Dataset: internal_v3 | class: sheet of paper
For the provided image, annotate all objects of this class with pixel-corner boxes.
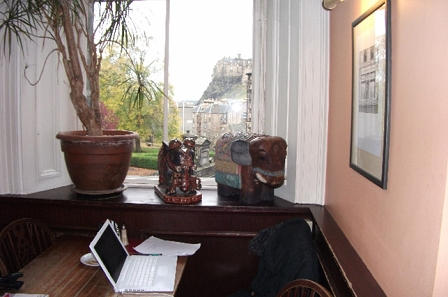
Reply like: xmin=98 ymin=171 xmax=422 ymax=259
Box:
xmin=134 ymin=236 xmax=201 ymax=256
xmin=2 ymin=293 xmax=49 ymax=297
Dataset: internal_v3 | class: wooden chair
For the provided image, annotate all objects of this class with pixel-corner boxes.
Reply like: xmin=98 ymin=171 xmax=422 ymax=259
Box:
xmin=0 ymin=218 xmax=56 ymax=273
xmin=0 ymin=258 xmax=7 ymax=277
xmin=275 ymin=279 xmax=333 ymax=297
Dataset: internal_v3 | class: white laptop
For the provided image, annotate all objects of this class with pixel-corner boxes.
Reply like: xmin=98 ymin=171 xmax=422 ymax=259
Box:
xmin=89 ymin=219 xmax=177 ymax=293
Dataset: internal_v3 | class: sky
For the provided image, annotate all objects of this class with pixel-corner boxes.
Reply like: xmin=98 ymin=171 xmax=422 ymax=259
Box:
xmin=131 ymin=0 xmax=253 ymax=102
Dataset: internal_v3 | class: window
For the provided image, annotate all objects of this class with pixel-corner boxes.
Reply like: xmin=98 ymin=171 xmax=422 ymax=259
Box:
xmin=95 ymin=0 xmax=254 ymax=187
xmin=1 ymin=0 xmax=328 ymax=205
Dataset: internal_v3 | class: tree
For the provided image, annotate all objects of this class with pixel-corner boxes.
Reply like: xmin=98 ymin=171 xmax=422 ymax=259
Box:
xmin=99 ymin=44 xmax=180 ymax=151
xmin=100 ymin=101 xmax=119 ymax=129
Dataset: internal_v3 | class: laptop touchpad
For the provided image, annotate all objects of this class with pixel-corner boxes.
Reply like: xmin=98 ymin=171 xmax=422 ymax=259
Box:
xmin=157 ymin=266 xmax=168 ymax=276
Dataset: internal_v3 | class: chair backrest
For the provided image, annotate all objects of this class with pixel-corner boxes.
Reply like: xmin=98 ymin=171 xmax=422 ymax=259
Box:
xmin=0 ymin=218 xmax=56 ymax=274
xmin=275 ymin=279 xmax=333 ymax=297
xmin=0 ymin=257 xmax=7 ymax=277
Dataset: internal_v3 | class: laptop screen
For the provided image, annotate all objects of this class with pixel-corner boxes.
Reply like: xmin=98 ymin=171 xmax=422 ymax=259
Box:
xmin=93 ymin=223 xmax=127 ymax=282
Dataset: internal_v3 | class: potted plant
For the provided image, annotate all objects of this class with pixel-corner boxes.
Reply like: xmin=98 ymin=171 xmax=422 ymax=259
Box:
xmin=0 ymin=0 xmax=143 ymax=195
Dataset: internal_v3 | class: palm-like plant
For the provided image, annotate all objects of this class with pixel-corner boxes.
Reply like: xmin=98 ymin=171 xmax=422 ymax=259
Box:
xmin=0 ymin=0 xmax=137 ymax=136
xmin=98 ymin=42 xmax=168 ymax=150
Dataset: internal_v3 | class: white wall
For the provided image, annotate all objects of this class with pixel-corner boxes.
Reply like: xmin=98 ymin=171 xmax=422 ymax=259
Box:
xmin=0 ymin=39 xmax=76 ymax=194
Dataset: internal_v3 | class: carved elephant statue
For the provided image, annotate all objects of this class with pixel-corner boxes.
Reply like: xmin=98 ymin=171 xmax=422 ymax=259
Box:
xmin=215 ymin=132 xmax=287 ymax=204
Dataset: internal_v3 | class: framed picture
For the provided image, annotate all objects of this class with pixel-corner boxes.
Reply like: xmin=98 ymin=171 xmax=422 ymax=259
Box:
xmin=350 ymin=0 xmax=391 ymax=189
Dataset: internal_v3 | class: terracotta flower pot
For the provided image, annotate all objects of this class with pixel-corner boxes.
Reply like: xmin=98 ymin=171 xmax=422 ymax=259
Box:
xmin=56 ymin=130 xmax=139 ymax=195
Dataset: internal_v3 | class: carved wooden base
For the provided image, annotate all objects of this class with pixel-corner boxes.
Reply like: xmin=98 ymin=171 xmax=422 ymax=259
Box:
xmin=154 ymin=185 xmax=202 ymax=204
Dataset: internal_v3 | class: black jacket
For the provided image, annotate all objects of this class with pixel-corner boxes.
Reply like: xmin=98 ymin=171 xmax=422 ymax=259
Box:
xmin=228 ymin=218 xmax=321 ymax=297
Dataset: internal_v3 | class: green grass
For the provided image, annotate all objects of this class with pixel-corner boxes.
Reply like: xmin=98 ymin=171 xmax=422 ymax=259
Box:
xmin=130 ymin=147 xmax=160 ymax=169
xmin=130 ymin=145 xmax=216 ymax=170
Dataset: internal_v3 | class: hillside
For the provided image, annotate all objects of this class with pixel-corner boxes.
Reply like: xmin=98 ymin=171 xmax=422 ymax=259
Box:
xmin=199 ymin=75 xmax=246 ymax=101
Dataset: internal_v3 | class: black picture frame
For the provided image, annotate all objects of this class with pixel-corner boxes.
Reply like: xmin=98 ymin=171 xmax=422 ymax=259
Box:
xmin=350 ymin=0 xmax=391 ymax=189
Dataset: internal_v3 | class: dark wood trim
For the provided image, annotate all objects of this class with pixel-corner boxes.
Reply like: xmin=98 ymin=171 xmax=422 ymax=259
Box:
xmin=141 ymin=230 xmax=259 ymax=238
xmin=310 ymin=206 xmax=386 ymax=297
xmin=0 ymin=186 xmax=385 ymax=297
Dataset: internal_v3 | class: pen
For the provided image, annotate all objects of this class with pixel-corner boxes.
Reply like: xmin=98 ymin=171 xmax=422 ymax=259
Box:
xmin=149 ymin=254 xmax=162 ymax=256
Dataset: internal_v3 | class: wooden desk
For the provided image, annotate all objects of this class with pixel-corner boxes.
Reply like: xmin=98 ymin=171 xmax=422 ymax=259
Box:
xmin=0 ymin=236 xmax=187 ymax=297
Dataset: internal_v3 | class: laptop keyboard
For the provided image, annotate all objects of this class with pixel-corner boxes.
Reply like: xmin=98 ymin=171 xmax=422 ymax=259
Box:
xmin=128 ymin=256 xmax=159 ymax=287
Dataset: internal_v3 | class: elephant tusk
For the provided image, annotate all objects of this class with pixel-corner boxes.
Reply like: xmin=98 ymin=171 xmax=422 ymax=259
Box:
xmin=256 ymin=172 xmax=268 ymax=184
xmin=253 ymin=167 xmax=285 ymax=177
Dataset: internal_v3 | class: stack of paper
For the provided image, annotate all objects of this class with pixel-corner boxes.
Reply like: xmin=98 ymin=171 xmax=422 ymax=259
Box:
xmin=134 ymin=236 xmax=201 ymax=256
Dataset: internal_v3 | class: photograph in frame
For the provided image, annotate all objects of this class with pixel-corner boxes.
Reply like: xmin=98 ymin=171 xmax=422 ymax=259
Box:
xmin=350 ymin=0 xmax=391 ymax=189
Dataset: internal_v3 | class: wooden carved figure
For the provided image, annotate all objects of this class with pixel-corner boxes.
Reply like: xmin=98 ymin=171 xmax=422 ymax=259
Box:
xmin=158 ymin=139 xmax=182 ymax=194
xmin=179 ymin=138 xmax=202 ymax=193
xmin=215 ymin=132 xmax=287 ymax=204
xmin=158 ymin=138 xmax=201 ymax=196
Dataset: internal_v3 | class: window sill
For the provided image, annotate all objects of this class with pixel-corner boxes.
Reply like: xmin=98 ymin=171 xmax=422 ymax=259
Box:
xmin=124 ymin=176 xmax=218 ymax=190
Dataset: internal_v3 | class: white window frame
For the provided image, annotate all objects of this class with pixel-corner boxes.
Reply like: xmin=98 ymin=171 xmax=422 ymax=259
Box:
xmin=260 ymin=0 xmax=330 ymax=205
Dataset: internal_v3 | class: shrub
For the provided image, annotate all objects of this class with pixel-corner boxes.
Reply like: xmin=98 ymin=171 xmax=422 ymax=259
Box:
xmin=131 ymin=147 xmax=160 ymax=169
